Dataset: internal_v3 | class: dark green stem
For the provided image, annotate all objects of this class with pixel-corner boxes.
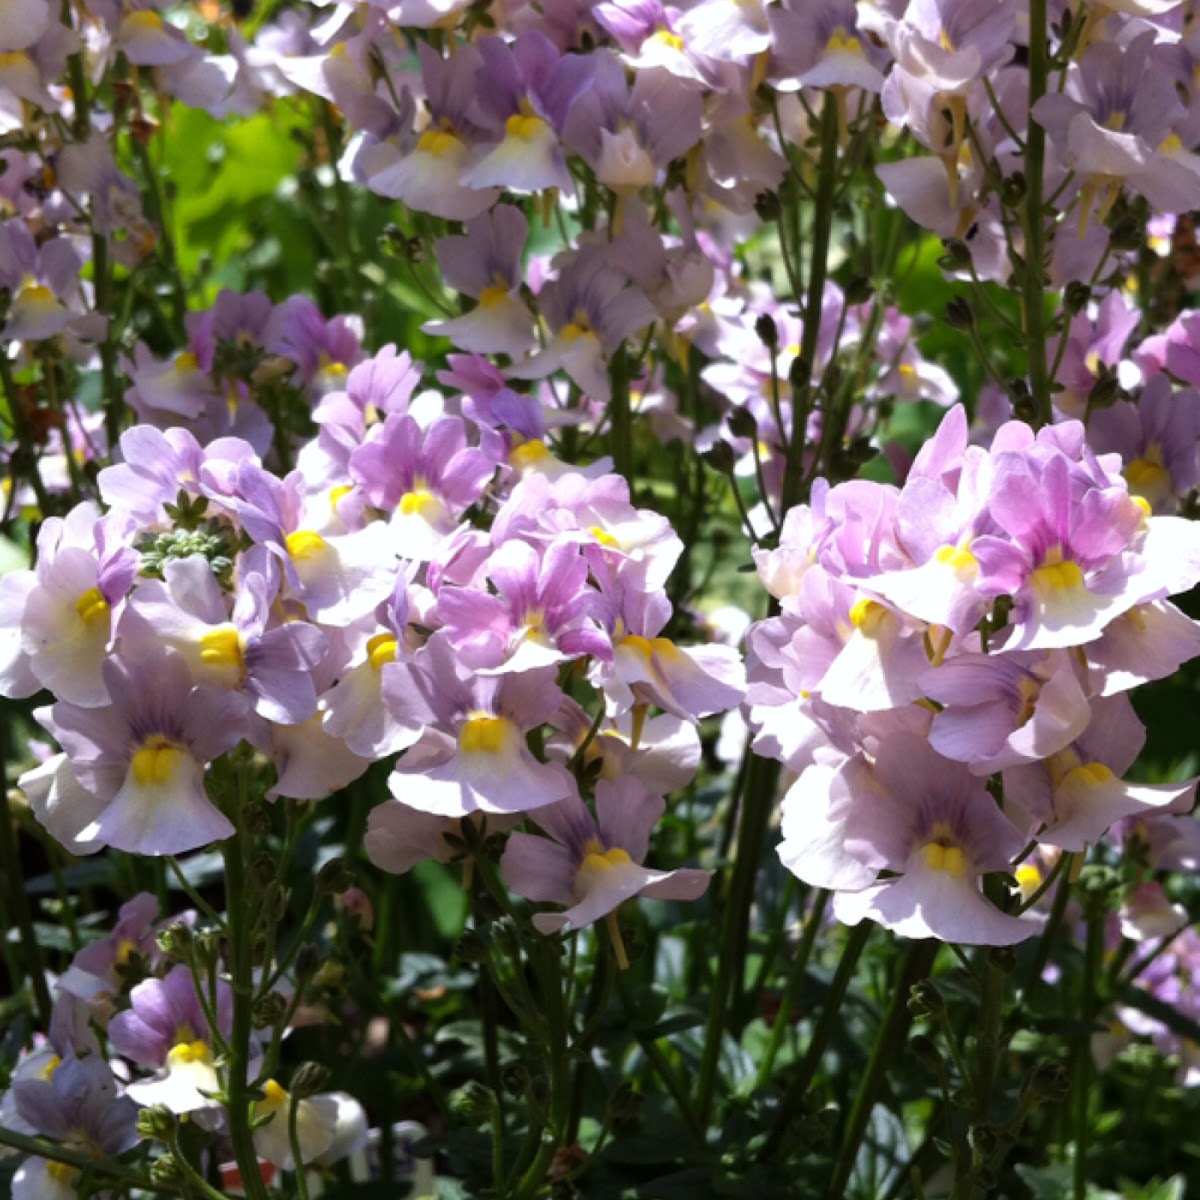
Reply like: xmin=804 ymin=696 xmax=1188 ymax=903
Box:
xmin=693 ymin=752 xmax=780 ymax=1126
xmin=1074 ymin=907 xmax=1103 ymax=1200
xmin=1023 ymin=0 xmax=1052 ymax=427
xmin=0 ymin=352 xmax=52 ymax=517
xmin=0 ymin=1125 xmax=173 ymax=1195
xmin=609 ymin=342 xmax=633 ymax=481
xmin=222 ymin=821 xmax=270 ymax=1200
xmin=754 ymin=888 xmax=829 ymax=1089
xmin=781 ymin=91 xmax=839 ymax=515
xmin=824 ymin=941 xmax=939 ymax=1200
xmin=0 ymin=715 xmax=52 ymax=1028
xmin=764 ymin=921 xmax=872 ymax=1156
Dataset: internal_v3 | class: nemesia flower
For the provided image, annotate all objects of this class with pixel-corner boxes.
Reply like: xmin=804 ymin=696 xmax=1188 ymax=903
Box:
xmin=422 ymin=206 xmax=537 ymax=355
xmin=1002 ymin=696 xmax=1197 ymax=852
xmin=9 ymin=1051 xmax=139 ymax=1199
xmin=108 ymin=964 xmax=234 ymax=1116
xmin=435 ymin=536 xmax=610 ymax=673
xmin=349 ymin=413 xmax=496 ymax=560
xmin=119 ymin=556 xmax=328 ymax=724
xmin=501 ymin=777 xmax=710 ymax=964
xmin=823 ymin=735 xmax=1037 ymax=945
xmin=253 ymin=1079 xmax=366 ymax=1171
xmin=383 ymin=632 xmax=575 ymax=817
xmin=36 ymin=649 xmax=244 ymax=855
xmin=0 ymin=501 xmax=138 ymax=707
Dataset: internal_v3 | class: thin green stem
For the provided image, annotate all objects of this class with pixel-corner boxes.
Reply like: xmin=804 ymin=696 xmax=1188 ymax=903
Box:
xmin=1023 ymin=0 xmax=1052 ymax=427
xmin=824 ymin=941 xmax=939 ymax=1200
xmin=609 ymin=342 xmax=633 ymax=481
xmin=0 ymin=1125 xmax=173 ymax=1194
xmin=693 ymin=752 xmax=780 ymax=1126
xmin=1074 ymin=907 xmax=1103 ymax=1200
xmin=781 ymin=91 xmax=839 ymax=515
xmin=0 ymin=352 xmax=52 ymax=516
xmin=288 ymin=1092 xmax=313 ymax=1200
xmin=763 ymin=921 xmax=872 ymax=1156
xmin=222 ymin=801 xmax=270 ymax=1200
xmin=754 ymin=889 xmax=829 ymax=1089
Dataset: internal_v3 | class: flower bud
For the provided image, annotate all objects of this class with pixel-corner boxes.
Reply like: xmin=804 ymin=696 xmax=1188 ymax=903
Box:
xmin=316 ymin=857 xmax=355 ymax=895
xmin=137 ymin=1105 xmax=178 ymax=1142
xmin=291 ymin=1061 xmax=332 ymax=1099
xmin=944 ymin=297 xmax=975 ymax=331
xmin=150 ymin=1154 xmax=185 ymax=1185
xmin=450 ymin=1081 xmax=496 ymax=1125
xmin=754 ymin=313 xmax=778 ymax=350
xmin=908 ymin=980 xmax=946 ymax=1020
xmin=156 ymin=921 xmax=194 ymax=959
xmin=727 ymin=405 xmax=758 ymax=440
xmin=253 ymin=990 xmax=289 ymax=1030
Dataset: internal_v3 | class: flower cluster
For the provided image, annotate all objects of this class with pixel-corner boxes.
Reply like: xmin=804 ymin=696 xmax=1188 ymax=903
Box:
xmin=746 ymin=404 xmax=1200 ymax=944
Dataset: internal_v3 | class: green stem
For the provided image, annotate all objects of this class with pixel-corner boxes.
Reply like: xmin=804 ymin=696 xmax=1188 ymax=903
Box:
xmin=222 ymin=819 xmax=270 ymax=1200
xmin=781 ymin=90 xmax=839 ymax=515
xmin=693 ymin=752 xmax=780 ymax=1126
xmin=609 ymin=342 xmax=633 ymax=481
xmin=1074 ymin=907 xmax=1103 ymax=1200
xmin=288 ymin=1092 xmax=312 ymax=1200
xmin=1023 ymin=0 xmax=1052 ymax=427
xmin=763 ymin=921 xmax=872 ymax=1157
xmin=0 ymin=352 xmax=53 ymax=517
xmin=824 ymin=941 xmax=939 ymax=1200
xmin=0 ymin=1125 xmax=174 ymax=1194
xmin=0 ymin=715 xmax=52 ymax=1028
xmin=754 ymin=889 xmax=829 ymax=1089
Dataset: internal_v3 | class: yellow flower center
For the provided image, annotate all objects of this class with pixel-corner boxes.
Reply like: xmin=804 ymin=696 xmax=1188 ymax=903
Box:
xmin=285 ymin=529 xmax=327 ymax=560
xmin=399 ymin=488 xmax=439 ymax=517
xmin=826 ymin=28 xmax=862 ymax=53
xmin=848 ymin=597 xmax=888 ymax=635
xmin=329 ymin=483 xmax=353 ymax=511
xmin=505 ymin=112 xmax=547 ymax=141
xmin=199 ymin=625 xmax=244 ymax=669
xmin=174 ymin=350 xmax=199 ymax=373
xmin=922 ymin=842 xmax=966 ymax=876
xmin=417 ymin=128 xmax=462 ymax=157
xmin=75 ymin=586 xmax=110 ymax=627
xmin=366 ymin=632 xmax=398 ymax=670
xmin=124 ymin=9 xmax=164 ymax=31
xmin=130 ymin=735 xmax=186 ymax=787
xmin=933 ymin=543 xmax=978 ymax=577
xmin=479 ymin=284 xmax=511 ymax=308
xmin=167 ymin=1039 xmax=213 ymax=1068
xmin=589 ymin=525 xmax=619 ymax=548
xmin=509 ymin=439 xmax=551 ymax=469
xmin=47 ymin=1161 xmax=80 ymax=1185
xmin=621 ymin=634 xmax=677 ymax=659
xmin=577 ymin=838 xmax=633 ymax=891
xmin=459 ymin=714 xmax=511 ymax=754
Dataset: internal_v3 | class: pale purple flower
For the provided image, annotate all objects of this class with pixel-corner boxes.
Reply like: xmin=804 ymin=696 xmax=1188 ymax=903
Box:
xmin=383 ymin=632 xmax=575 ymax=817
xmin=36 ymin=649 xmax=244 ymax=855
xmin=501 ymin=778 xmax=709 ymax=952
xmin=435 ymin=537 xmax=610 ymax=673
xmin=118 ymin=555 xmax=329 ymax=724
xmin=109 ymin=964 xmax=235 ymax=1115
xmin=10 ymin=1051 xmax=139 ymax=1196
xmin=823 ymin=735 xmax=1036 ymax=945
xmin=349 ymin=413 xmax=497 ymax=560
